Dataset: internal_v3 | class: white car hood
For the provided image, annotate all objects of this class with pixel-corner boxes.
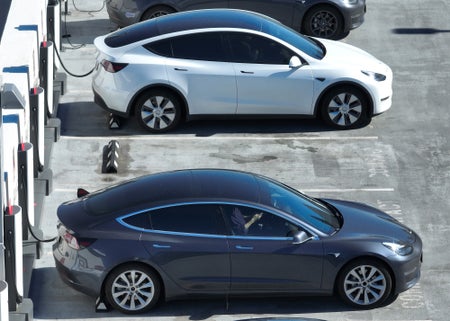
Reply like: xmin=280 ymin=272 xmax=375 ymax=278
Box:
xmin=318 ymin=38 xmax=388 ymax=72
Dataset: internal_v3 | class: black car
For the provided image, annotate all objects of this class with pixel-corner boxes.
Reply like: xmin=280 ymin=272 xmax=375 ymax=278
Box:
xmin=106 ymin=0 xmax=366 ymax=40
xmin=53 ymin=169 xmax=422 ymax=314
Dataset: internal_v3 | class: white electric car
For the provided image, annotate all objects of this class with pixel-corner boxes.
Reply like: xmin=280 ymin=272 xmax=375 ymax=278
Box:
xmin=92 ymin=9 xmax=392 ymax=133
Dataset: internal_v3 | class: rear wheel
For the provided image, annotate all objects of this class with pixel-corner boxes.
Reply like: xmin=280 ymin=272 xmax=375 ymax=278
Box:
xmin=337 ymin=259 xmax=393 ymax=309
xmin=104 ymin=264 xmax=161 ymax=314
xmin=320 ymin=86 xmax=370 ymax=129
xmin=135 ymin=89 xmax=182 ymax=133
xmin=303 ymin=6 xmax=344 ymax=39
xmin=141 ymin=6 xmax=175 ymax=21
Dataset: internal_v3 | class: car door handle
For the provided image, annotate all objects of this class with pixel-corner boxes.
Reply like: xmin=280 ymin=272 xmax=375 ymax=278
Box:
xmin=235 ymin=245 xmax=253 ymax=250
xmin=153 ymin=244 xmax=171 ymax=249
xmin=240 ymin=70 xmax=254 ymax=74
xmin=174 ymin=67 xmax=188 ymax=71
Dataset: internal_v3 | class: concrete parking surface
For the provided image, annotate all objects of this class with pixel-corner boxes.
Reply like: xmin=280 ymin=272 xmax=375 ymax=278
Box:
xmin=29 ymin=1 xmax=449 ymax=321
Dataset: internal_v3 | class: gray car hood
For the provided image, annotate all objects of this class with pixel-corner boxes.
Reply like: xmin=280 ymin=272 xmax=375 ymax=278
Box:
xmin=322 ymin=199 xmax=416 ymax=244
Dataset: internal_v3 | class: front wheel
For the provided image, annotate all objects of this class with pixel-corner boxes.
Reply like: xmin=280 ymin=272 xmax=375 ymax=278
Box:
xmin=135 ymin=89 xmax=182 ymax=133
xmin=104 ymin=264 xmax=161 ymax=314
xmin=320 ymin=86 xmax=370 ymax=129
xmin=337 ymin=259 xmax=393 ymax=309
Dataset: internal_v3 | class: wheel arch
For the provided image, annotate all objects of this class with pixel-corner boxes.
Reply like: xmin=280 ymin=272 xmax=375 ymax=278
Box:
xmin=333 ymin=255 xmax=396 ymax=295
xmin=314 ymin=81 xmax=374 ymax=118
xmin=140 ymin=5 xmax=177 ymax=22
xmin=127 ymin=84 xmax=189 ymax=121
xmin=100 ymin=260 xmax=166 ymax=303
xmin=301 ymin=3 xmax=345 ymax=35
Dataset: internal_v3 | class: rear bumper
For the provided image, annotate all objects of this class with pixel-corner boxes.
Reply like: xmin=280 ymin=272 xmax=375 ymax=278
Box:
xmin=93 ymin=87 xmax=129 ymax=118
xmin=106 ymin=3 xmax=140 ymax=27
xmin=53 ymin=241 xmax=103 ymax=297
xmin=335 ymin=0 xmax=366 ymax=32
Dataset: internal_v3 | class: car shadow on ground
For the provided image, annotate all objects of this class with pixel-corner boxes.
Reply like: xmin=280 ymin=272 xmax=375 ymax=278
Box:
xmin=57 ymin=101 xmax=338 ymax=137
xmin=30 ymin=267 xmax=355 ymax=320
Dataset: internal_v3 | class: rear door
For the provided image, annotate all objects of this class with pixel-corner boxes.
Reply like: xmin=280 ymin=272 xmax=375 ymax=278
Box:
xmin=137 ymin=204 xmax=231 ymax=292
xmin=162 ymin=32 xmax=237 ymax=115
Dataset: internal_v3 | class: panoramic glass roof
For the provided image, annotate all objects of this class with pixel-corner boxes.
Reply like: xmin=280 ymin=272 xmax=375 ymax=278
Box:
xmin=105 ymin=9 xmax=271 ymax=48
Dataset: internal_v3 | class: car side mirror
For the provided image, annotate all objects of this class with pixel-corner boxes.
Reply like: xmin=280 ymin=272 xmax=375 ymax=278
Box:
xmin=289 ymin=56 xmax=302 ymax=68
xmin=292 ymin=230 xmax=314 ymax=244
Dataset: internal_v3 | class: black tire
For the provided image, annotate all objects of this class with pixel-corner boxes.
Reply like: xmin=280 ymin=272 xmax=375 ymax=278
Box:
xmin=141 ymin=5 xmax=175 ymax=21
xmin=303 ymin=6 xmax=344 ymax=39
xmin=337 ymin=259 xmax=393 ymax=309
xmin=104 ymin=264 xmax=161 ymax=314
xmin=135 ymin=89 xmax=182 ymax=133
xmin=320 ymin=86 xmax=370 ymax=129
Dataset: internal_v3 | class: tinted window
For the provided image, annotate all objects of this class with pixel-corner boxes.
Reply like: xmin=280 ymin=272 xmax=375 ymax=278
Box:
xmin=145 ymin=39 xmax=172 ymax=57
xmin=228 ymin=33 xmax=294 ymax=64
xmin=223 ymin=205 xmax=299 ymax=237
xmin=123 ymin=213 xmax=151 ymax=229
xmin=170 ymin=33 xmax=228 ymax=61
xmin=150 ymin=204 xmax=226 ymax=235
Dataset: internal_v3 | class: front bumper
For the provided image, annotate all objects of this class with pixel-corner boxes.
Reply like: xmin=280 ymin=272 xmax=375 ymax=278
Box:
xmin=392 ymin=235 xmax=423 ymax=294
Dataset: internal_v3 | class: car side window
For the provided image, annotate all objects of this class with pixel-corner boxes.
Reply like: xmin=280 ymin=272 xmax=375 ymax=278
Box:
xmin=144 ymin=39 xmax=172 ymax=57
xmin=227 ymin=32 xmax=294 ymax=65
xmin=166 ymin=32 xmax=229 ymax=61
xmin=149 ymin=204 xmax=227 ymax=235
xmin=222 ymin=204 xmax=299 ymax=237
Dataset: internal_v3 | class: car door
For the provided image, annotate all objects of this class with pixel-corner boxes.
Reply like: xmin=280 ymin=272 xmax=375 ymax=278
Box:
xmin=163 ymin=32 xmax=237 ymax=115
xmin=228 ymin=0 xmax=295 ymax=27
xmin=137 ymin=203 xmax=231 ymax=292
xmin=227 ymin=32 xmax=315 ymax=115
xmin=222 ymin=204 xmax=323 ymax=292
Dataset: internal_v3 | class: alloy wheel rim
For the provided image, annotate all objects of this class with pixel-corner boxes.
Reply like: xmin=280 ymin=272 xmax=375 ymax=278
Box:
xmin=141 ymin=96 xmax=176 ymax=130
xmin=328 ymin=92 xmax=362 ymax=126
xmin=344 ymin=265 xmax=387 ymax=306
xmin=311 ymin=11 xmax=337 ymax=38
xmin=150 ymin=11 xmax=169 ymax=18
xmin=111 ymin=270 xmax=155 ymax=311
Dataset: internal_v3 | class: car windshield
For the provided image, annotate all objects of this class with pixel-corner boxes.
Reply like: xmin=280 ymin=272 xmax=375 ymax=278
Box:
xmin=260 ymin=17 xmax=325 ymax=60
xmin=257 ymin=176 xmax=340 ymax=234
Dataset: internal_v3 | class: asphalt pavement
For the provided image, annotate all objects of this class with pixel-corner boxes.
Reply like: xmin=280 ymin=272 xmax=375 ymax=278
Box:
xmin=29 ymin=1 xmax=450 ymax=321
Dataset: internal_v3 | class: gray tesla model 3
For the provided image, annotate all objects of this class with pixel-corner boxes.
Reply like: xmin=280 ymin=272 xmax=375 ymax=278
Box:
xmin=53 ymin=169 xmax=422 ymax=314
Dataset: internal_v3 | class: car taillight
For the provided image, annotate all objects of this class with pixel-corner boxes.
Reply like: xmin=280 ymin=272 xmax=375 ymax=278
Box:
xmin=101 ymin=59 xmax=128 ymax=73
xmin=59 ymin=224 xmax=96 ymax=250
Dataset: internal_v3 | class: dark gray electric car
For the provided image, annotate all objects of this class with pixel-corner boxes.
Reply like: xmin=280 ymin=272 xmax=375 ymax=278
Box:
xmin=106 ymin=0 xmax=366 ymax=39
xmin=53 ymin=169 xmax=422 ymax=314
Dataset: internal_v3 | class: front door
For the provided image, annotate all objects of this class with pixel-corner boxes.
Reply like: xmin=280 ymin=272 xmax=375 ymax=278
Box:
xmin=223 ymin=204 xmax=323 ymax=292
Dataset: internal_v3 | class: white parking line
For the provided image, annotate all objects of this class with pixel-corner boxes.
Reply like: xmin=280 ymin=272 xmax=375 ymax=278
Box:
xmin=62 ymin=135 xmax=379 ymax=141
xmin=53 ymin=187 xmax=395 ymax=194
xmin=301 ymin=188 xmax=395 ymax=193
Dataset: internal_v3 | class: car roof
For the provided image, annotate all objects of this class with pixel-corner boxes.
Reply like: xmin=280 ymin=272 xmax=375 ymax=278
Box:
xmin=104 ymin=9 xmax=273 ymax=48
xmin=84 ymin=169 xmax=261 ymax=215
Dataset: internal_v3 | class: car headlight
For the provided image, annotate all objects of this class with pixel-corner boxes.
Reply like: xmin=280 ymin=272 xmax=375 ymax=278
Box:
xmin=342 ymin=0 xmax=359 ymax=4
xmin=382 ymin=242 xmax=414 ymax=256
xmin=361 ymin=70 xmax=386 ymax=81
